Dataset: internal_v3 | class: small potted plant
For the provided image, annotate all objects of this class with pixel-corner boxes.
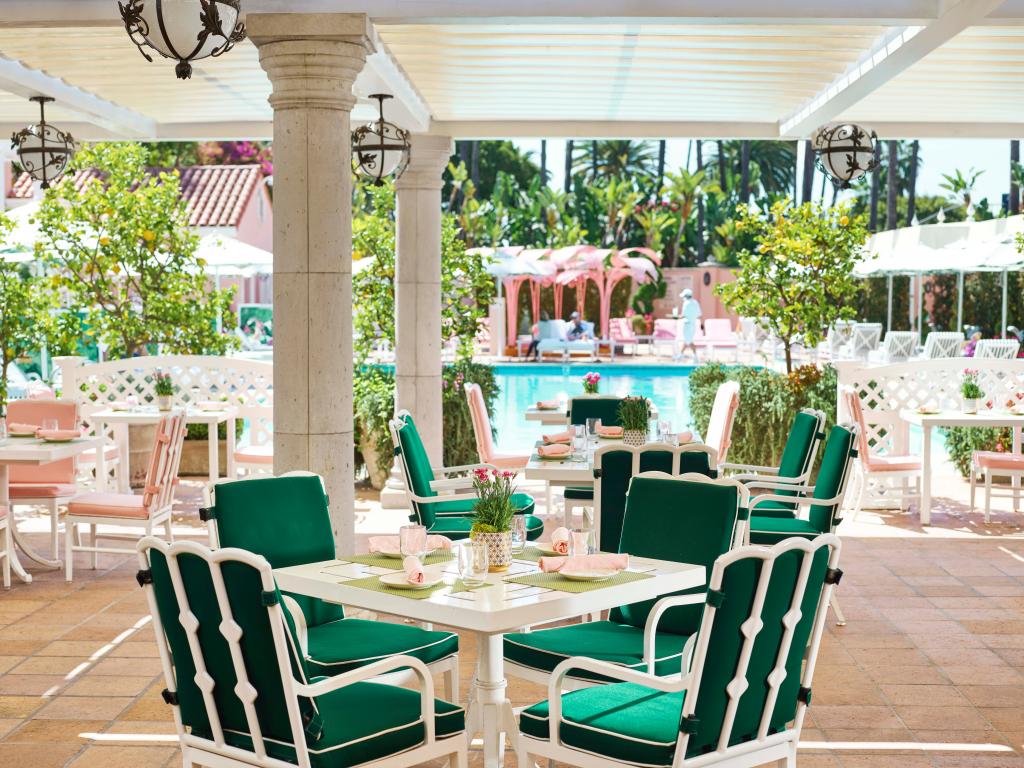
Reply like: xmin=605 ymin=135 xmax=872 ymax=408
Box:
xmin=961 ymin=368 xmax=984 ymax=414
xmin=470 ymin=468 xmax=517 ymax=572
xmin=154 ymin=371 xmax=174 ymax=411
xmin=582 ymin=371 xmax=601 ymax=395
xmin=618 ymin=396 xmax=651 ymax=446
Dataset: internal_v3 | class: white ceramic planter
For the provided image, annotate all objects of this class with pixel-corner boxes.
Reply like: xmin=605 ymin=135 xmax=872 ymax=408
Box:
xmin=471 ymin=530 xmax=512 ymax=572
xmin=962 ymin=398 xmax=979 ymax=414
xmin=157 ymin=395 xmax=173 ymax=411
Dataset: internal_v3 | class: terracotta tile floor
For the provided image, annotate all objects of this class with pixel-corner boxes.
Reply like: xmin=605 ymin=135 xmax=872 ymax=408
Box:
xmin=1 ymin=478 xmax=1024 ymax=767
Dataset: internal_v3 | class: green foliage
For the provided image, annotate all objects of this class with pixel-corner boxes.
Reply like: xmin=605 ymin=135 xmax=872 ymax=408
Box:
xmin=153 ymin=371 xmax=174 ymax=396
xmin=960 ymin=369 xmax=984 ymax=400
xmin=943 ymin=426 xmax=1012 ymax=480
xmin=716 ymin=200 xmax=869 ymax=372
xmin=688 ymin=363 xmax=837 ymax=469
xmin=34 ymin=143 xmax=237 ymax=358
xmin=469 ymin=467 xmax=517 ymax=533
xmin=618 ymin=396 xmax=651 ymax=432
xmin=185 ymin=420 xmax=244 ymax=442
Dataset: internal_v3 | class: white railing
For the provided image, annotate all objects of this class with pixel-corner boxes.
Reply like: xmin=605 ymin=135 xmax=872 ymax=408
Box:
xmin=835 ymin=358 xmax=1024 ymax=455
xmin=54 ymin=355 xmax=273 ymax=450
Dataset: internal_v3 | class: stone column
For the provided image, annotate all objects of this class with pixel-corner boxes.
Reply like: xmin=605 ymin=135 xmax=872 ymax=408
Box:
xmin=395 ymin=135 xmax=453 ymax=464
xmin=248 ymin=13 xmax=372 ymax=554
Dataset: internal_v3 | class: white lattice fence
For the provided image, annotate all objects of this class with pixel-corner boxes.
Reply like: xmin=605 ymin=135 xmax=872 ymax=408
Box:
xmin=54 ymin=355 xmax=274 ymax=449
xmin=836 ymin=359 xmax=1024 ymax=455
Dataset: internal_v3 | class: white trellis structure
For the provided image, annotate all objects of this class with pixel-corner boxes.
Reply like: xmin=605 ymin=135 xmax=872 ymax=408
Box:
xmin=835 ymin=359 xmax=1024 ymax=456
xmin=54 ymin=355 xmax=274 ymax=461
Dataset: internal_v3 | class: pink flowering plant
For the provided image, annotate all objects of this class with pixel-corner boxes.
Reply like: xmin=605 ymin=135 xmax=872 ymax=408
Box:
xmin=582 ymin=371 xmax=601 ymax=394
xmin=960 ymin=369 xmax=984 ymax=400
xmin=470 ymin=468 xmax=517 ymax=533
xmin=153 ymin=371 xmax=174 ymax=397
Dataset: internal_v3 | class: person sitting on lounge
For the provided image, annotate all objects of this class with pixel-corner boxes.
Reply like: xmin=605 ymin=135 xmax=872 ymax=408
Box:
xmin=567 ymin=311 xmax=590 ymax=341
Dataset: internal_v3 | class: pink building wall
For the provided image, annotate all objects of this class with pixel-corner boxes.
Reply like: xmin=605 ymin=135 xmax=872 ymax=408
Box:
xmin=654 ymin=266 xmax=738 ymax=323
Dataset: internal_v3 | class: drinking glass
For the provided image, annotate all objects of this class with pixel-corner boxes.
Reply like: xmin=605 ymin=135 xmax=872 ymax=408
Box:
xmin=572 ymin=424 xmax=586 ymax=461
xmin=569 ymin=528 xmax=595 ymax=557
xmin=659 ymin=420 xmax=672 ymax=443
xmin=0 ymin=416 xmax=7 ymax=441
xmin=586 ymin=417 xmax=602 ymax=445
xmin=41 ymin=418 xmax=58 ymax=432
xmin=399 ymin=524 xmax=428 ymax=561
xmin=510 ymin=515 xmax=527 ymax=555
xmin=458 ymin=541 xmax=489 ymax=586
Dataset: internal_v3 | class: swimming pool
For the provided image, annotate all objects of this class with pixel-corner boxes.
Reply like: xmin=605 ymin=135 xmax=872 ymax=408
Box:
xmin=491 ymin=364 xmax=696 ymax=452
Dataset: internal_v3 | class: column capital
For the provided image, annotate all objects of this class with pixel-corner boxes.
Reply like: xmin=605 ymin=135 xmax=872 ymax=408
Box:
xmin=396 ymin=134 xmax=454 ymax=190
xmin=248 ymin=13 xmax=375 ymax=112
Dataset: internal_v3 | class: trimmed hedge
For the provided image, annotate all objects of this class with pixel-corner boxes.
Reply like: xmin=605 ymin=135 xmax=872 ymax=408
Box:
xmin=942 ymin=426 xmax=1012 ymax=480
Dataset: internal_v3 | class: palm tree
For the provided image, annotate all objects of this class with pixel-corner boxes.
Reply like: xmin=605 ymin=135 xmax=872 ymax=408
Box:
xmin=540 ymin=139 xmax=548 ymax=185
xmin=907 ymin=140 xmax=919 ymax=223
xmin=717 ymin=140 xmax=728 ymax=195
xmin=886 ymin=140 xmax=899 ymax=230
xmin=563 ymin=139 xmax=574 ymax=194
xmin=656 ymin=140 xmax=666 ymax=191
xmin=940 ymin=167 xmax=985 ymax=217
xmin=869 ymin=143 xmax=882 ymax=231
xmin=739 ymin=141 xmax=751 ymax=204
xmin=800 ymin=139 xmax=815 ymax=204
xmin=1011 ymin=140 xmax=1020 ymax=214
xmin=695 ymin=140 xmax=707 ymax=263
xmin=572 ymin=140 xmax=657 ymax=182
xmin=663 ymin=168 xmax=719 ymax=264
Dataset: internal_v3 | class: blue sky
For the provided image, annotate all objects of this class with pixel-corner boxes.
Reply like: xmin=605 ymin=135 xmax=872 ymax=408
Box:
xmin=513 ymin=139 xmax=1013 ymax=214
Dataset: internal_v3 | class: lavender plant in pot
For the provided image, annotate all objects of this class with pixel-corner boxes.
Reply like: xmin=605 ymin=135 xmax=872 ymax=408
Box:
xmin=470 ymin=467 xmax=517 ymax=572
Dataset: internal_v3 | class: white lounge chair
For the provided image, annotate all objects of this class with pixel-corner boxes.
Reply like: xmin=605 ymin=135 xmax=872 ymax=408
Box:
xmin=536 ymin=319 xmax=597 ymax=361
xmin=919 ymin=331 xmax=964 ymax=359
xmin=846 ymin=322 xmax=883 ymax=360
xmin=974 ymin=339 xmax=1020 ymax=359
xmin=870 ymin=331 xmax=919 ymax=363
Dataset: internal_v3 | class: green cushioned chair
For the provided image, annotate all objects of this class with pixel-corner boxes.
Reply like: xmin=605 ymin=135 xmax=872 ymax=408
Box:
xmin=204 ymin=473 xmax=460 ymax=694
xmin=137 ymin=537 xmax=468 ymax=768
xmin=504 ymin=472 xmax=745 ymax=688
xmin=516 ymin=535 xmax=842 ymax=768
xmin=568 ymin=396 xmax=623 ymax=427
xmin=388 ymin=411 xmax=542 ymax=541
xmin=723 ymin=408 xmax=825 ymax=518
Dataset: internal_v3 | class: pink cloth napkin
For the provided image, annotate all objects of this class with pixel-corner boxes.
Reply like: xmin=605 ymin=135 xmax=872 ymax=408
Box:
xmin=537 ymin=443 xmax=571 ymax=458
xmin=36 ymin=429 xmax=81 ymax=440
xmin=596 ymin=425 xmax=623 ymax=437
xmin=550 ymin=526 xmax=570 ymax=555
xmin=7 ymin=423 xmax=39 ymax=435
xmin=677 ymin=431 xmax=694 ymax=444
xmin=368 ymin=535 xmax=452 ymax=554
xmin=536 ymin=400 xmax=559 ymax=410
xmin=540 ymin=554 xmax=630 ymax=573
xmin=542 ymin=431 xmax=572 ymax=445
xmin=403 ymin=556 xmax=425 ymax=584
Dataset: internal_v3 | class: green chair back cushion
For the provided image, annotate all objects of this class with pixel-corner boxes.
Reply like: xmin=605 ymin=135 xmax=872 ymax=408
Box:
xmin=569 ymin=397 xmax=623 ymax=427
xmin=211 ymin=475 xmax=343 ymax=626
xmin=685 ymin=545 xmax=830 ymax=757
xmin=777 ymin=411 xmax=820 ymax=479
xmin=397 ymin=416 xmax=438 ymax=527
xmin=611 ymin=476 xmax=738 ymax=635
xmin=808 ymin=426 xmax=854 ymax=533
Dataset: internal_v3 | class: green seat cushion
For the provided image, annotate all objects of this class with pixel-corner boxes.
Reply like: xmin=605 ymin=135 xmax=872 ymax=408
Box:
xmin=304 ymin=618 xmax=458 ymax=677
xmin=427 ymin=492 xmax=535 ymax=517
xmin=223 ymin=681 xmax=464 ymax=768
xmin=563 ymin=486 xmax=594 ymax=501
xmin=520 ymin=683 xmax=683 ymax=768
xmin=748 ymin=515 xmax=820 ymax=546
xmin=749 ymin=498 xmax=798 ymax=519
xmin=504 ymin=621 xmax=689 ymax=681
xmin=424 ymin=514 xmax=544 ymax=541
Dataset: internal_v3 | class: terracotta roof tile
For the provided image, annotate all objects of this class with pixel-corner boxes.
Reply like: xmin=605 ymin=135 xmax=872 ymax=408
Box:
xmin=7 ymin=164 xmax=265 ymax=228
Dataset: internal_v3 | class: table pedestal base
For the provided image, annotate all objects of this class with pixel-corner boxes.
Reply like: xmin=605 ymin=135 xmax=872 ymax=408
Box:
xmin=466 ymin=632 xmax=517 ymax=768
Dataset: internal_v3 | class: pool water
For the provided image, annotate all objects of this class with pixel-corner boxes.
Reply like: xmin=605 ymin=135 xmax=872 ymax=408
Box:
xmin=491 ymin=364 xmax=695 ymax=452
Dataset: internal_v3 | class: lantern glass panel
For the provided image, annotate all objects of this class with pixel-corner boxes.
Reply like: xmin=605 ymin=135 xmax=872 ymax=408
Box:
xmin=136 ymin=0 xmax=240 ymax=61
xmin=355 ymin=125 xmax=404 ymax=178
xmin=16 ymin=126 xmax=74 ymax=186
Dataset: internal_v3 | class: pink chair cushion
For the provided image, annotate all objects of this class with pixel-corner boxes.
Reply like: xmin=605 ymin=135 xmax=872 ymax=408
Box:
xmin=7 ymin=400 xmax=79 ymax=484
xmin=973 ymin=451 xmax=1024 ymax=470
xmin=68 ymin=493 xmax=148 ymax=519
xmin=864 ymin=455 xmax=922 ymax=472
xmin=465 ymin=383 xmax=496 ymax=462
xmin=8 ymin=482 xmax=79 ymax=499
xmin=234 ymin=444 xmax=274 ymax=464
xmin=653 ymin=319 xmax=677 ymax=339
xmin=489 ymin=453 xmax=530 ymax=470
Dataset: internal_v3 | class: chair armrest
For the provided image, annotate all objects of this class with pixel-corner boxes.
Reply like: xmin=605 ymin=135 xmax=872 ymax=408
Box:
xmin=294 ymin=654 xmax=437 ymax=742
xmin=547 ymin=656 xmax=690 ymax=747
xmin=429 ymin=477 xmax=476 ymax=492
xmin=643 ymin=593 xmax=705 ymax=673
xmin=721 ymin=463 xmax=780 ymax=475
xmin=403 ymin=486 xmax=481 ymax=506
xmin=744 ymin=479 xmax=814 ymax=493
xmin=281 ymin=595 xmax=308 ymax=658
xmin=432 ymin=462 xmax=498 ymax=476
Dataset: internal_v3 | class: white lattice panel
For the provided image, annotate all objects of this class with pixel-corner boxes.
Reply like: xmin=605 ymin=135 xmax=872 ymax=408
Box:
xmin=836 ymin=359 xmax=1024 ymax=455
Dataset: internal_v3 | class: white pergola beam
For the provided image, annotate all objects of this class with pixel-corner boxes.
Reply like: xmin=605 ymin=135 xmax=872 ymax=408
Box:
xmin=0 ymin=57 xmax=156 ymax=138
xmin=429 ymin=120 xmax=781 ymax=138
xmin=779 ymin=0 xmax=1006 ymax=138
xmin=353 ymin=27 xmax=432 ymax=133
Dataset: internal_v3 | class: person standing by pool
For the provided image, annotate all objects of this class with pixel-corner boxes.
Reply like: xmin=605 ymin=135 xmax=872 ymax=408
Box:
xmin=678 ymin=288 xmax=702 ymax=361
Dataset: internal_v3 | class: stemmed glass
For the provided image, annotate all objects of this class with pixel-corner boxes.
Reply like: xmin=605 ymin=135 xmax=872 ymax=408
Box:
xmin=399 ymin=524 xmax=428 ymax=562
xmin=458 ymin=541 xmax=489 ymax=587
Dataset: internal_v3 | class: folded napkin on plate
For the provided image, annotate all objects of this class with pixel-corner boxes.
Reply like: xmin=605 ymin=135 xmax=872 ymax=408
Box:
xmin=536 ymin=443 xmax=571 ymax=458
xmin=402 ymin=556 xmax=425 ymax=584
xmin=368 ymin=534 xmax=452 ymax=553
xmin=7 ymin=423 xmax=39 ymax=434
xmin=540 ymin=553 xmax=630 ymax=573
xmin=536 ymin=400 xmax=559 ymax=409
xmin=677 ymin=430 xmax=694 ymax=444
xmin=596 ymin=425 xmax=623 ymax=437
xmin=36 ymin=429 xmax=81 ymax=440
xmin=550 ymin=526 xmax=571 ymax=555
xmin=542 ymin=430 xmax=572 ymax=445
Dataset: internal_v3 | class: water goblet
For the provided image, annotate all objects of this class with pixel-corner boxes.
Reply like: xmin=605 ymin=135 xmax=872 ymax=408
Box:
xmin=572 ymin=424 xmax=586 ymax=461
xmin=586 ymin=417 xmax=602 ymax=446
xmin=458 ymin=541 xmax=489 ymax=587
xmin=399 ymin=524 xmax=428 ymax=561
xmin=569 ymin=527 xmax=595 ymax=557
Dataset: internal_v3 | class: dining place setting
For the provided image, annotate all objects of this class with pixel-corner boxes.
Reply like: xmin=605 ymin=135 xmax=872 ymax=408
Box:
xmin=2 ymin=418 xmax=85 ymax=444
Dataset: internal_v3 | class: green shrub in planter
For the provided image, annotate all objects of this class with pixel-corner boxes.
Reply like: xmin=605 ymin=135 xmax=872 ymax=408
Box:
xmin=688 ymin=362 xmax=837 ymax=470
xmin=186 ymin=421 xmax=244 ymax=441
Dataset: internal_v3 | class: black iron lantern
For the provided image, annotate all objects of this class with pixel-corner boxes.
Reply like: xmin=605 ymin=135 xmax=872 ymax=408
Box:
xmin=11 ymin=97 xmax=75 ymax=190
xmin=119 ymin=0 xmax=246 ymax=80
xmin=811 ymin=123 xmax=879 ymax=189
xmin=352 ymin=94 xmax=411 ymax=186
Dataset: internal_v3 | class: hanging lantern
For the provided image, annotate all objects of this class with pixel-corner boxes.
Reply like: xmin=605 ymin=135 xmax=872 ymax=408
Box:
xmin=811 ymin=123 xmax=879 ymax=189
xmin=10 ymin=97 xmax=76 ymax=190
xmin=352 ymin=94 xmax=411 ymax=186
xmin=118 ymin=0 xmax=246 ymax=80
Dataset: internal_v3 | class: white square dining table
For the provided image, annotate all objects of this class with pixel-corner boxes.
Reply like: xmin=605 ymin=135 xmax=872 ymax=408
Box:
xmin=273 ymin=553 xmax=705 ymax=768
xmin=0 ymin=436 xmax=101 ymax=583
xmin=899 ymin=408 xmax=1024 ymax=524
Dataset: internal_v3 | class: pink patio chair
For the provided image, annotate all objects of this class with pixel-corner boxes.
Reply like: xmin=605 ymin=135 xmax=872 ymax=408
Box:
xmin=652 ymin=318 xmax=679 ymax=358
xmin=696 ymin=318 xmax=740 ymax=361
xmin=842 ymin=387 xmax=921 ymax=516
xmin=6 ymin=399 xmax=81 ymax=559
xmin=704 ymin=381 xmax=740 ymax=465
xmin=63 ymin=411 xmax=187 ymax=582
xmin=234 ymin=443 xmax=274 ymax=475
xmin=465 ymin=383 xmax=528 ymax=470
xmin=0 ymin=506 xmax=10 ymax=589
xmin=608 ymin=318 xmax=639 ymax=356
xmin=970 ymin=450 xmax=1024 ymax=523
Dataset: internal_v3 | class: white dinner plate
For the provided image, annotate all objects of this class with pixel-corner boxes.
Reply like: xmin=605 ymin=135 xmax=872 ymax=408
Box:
xmin=41 ymin=437 xmax=77 ymax=444
xmin=369 ymin=547 xmax=437 ymax=559
xmin=8 ymin=432 xmax=37 ymax=438
xmin=598 ymin=433 xmax=623 ymax=440
xmin=536 ymin=452 xmax=571 ymax=461
xmin=378 ymin=572 xmax=444 ymax=590
xmin=559 ymin=569 xmax=618 ymax=582
xmin=534 ymin=542 xmax=565 ymax=556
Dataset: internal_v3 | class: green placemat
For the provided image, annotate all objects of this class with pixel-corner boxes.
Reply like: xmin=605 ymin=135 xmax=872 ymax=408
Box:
xmin=341 ymin=575 xmax=493 ymax=599
xmin=505 ymin=570 xmax=654 ymax=593
xmin=513 ymin=546 xmax=546 ymax=563
xmin=345 ymin=551 xmax=454 ymax=569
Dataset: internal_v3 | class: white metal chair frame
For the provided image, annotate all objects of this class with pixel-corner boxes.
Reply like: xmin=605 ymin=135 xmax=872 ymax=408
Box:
xmin=974 ymin=339 xmax=1021 ymax=359
xmin=203 ymin=471 xmax=460 ymax=699
xmin=137 ymin=537 xmax=468 ymax=768
xmin=873 ymin=331 xmax=920 ymax=364
xmin=919 ymin=331 xmax=964 ymax=359
xmin=506 ymin=471 xmax=747 ymax=693
xmin=721 ymin=408 xmax=826 ymax=488
xmin=515 ymin=535 xmax=841 ymax=768
xmin=846 ymin=323 xmax=882 ymax=360
xmin=969 ymin=454 xmax=1024 ymax=523
xmin=64 ymin=411 xmax=187 ymax=582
